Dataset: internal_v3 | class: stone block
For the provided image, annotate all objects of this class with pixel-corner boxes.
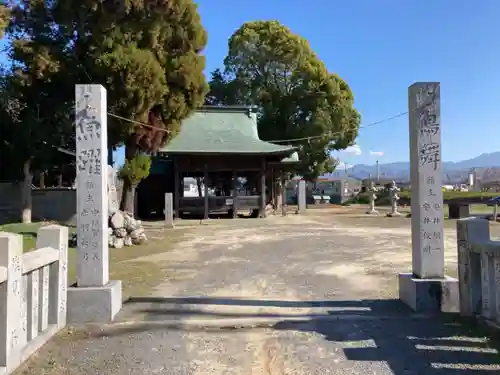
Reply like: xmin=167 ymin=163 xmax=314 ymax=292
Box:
xmin=449 ymin=203 xmax=470 ymax=219
xmin=398 ymin=273 xmax=459 ymax=313
xmin=66 ymin=280 xmax=122 ymax=323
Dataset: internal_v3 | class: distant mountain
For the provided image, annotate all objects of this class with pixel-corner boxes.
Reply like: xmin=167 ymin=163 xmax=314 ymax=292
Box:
xmin=326 ymin=152 xmax=500 ymax=183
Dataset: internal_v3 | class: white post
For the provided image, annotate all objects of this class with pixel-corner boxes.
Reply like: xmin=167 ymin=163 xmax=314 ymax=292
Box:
xmin=297 ymin=180 xmax=306 ymax=213
xmin=165 ymin=193 xmax=174 ymax=228
xmin=67 ymin=84 xmax=122 ymax=323
xmin=399 ymin=82 xmax=458 ymax=313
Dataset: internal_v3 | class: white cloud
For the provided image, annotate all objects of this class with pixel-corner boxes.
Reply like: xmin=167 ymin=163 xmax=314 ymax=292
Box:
xmin=369 ymin=150 xmax=384 ymax=157
xmin=343 ymin=144 xmax=362 ymax=156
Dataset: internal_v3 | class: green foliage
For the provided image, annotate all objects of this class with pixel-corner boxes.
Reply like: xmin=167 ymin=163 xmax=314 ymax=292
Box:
xmin=0 ymin=3 xmax=9 ymax=39
xmin=118 ymin=154 xmax=151 ymax=185
xmin=344 ymin=192 xmax=392 ymax=206
xmin=2 ymin=0 xmax=208 ymax=173
xmin=206 ymin=20 xmax=361 ymax=180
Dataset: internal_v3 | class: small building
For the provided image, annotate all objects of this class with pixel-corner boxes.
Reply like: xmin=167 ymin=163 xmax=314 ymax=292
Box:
xmin=136 ymin=106 xmax=300 ymax=219
xmin=285 ymin=176 xmax=362 ymax=204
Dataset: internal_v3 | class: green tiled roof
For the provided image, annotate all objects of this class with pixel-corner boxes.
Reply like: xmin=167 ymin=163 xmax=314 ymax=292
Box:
xmin=159 ymin=106 xmax=297 ymax=155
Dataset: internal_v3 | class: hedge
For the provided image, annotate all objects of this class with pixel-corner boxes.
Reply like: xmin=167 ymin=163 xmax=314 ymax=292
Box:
xmin=344 ymin=190 xmax=499 ymax=206
xmin=399 ymin=191 xmax=499 ymax=200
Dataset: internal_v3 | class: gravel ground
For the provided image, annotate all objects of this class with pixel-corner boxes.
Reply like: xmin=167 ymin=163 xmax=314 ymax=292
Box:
xmin=13 ymin=208 xmax=500 ymax=374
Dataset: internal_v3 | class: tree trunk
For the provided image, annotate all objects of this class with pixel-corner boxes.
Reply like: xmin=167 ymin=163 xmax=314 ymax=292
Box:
xmin=121 ymin=183 xmax=137 ymax=216
xmin=21 ymin=159 xmax=33 ymax=224
xmin=196 ymin=177 xmax=203 ymax=197
xmin=39 ymin=171 xmax=45 ymax=189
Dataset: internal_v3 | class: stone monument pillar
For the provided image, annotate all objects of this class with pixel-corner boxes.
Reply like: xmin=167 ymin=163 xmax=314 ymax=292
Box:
xmin=398 ymin=82 xmax=458 ymax=313
xmin=66 ymin=84 xmax=123 ymax=323
xmin=365 ymin=181 xmax=378 ymax=215
xmin=386 ymin=180 xmax=402 ymax=217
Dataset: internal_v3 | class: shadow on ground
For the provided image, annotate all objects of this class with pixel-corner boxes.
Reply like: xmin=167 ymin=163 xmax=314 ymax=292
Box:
xmin=91 ymin=297 xmax=500 ymax=374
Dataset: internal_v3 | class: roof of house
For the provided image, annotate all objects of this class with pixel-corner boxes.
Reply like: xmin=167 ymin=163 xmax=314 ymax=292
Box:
xmin=159 ymin=106 xmax=297 ymax=156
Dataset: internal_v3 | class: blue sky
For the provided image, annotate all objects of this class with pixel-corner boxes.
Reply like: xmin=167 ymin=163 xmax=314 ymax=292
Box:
xmin=3 ymin=1 xmax=499 ymax=168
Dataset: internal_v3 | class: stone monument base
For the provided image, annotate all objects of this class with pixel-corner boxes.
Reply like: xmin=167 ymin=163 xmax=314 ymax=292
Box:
xmin=398 ymin=273 xmax=458 ymax=313
xmin=386 ymin=211 xmax=402 ymax=217
xmin=66 ymin=280 xmax=123 ymax=323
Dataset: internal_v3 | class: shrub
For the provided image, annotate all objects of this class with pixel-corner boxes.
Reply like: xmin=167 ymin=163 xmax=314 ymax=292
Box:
xmin=118 ymin=154 xmax=152 ymax=185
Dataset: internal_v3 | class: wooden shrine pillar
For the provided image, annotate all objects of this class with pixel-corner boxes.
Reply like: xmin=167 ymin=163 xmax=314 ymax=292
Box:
xmin=276 ymin=169 xmax=283 ymax=214
xmin=232 ymin=169 xmax=238 ymax=218
xmin=281 ymin=172 xmax=288 ymax=216
xmin=260 ymin=157 xmax=266 ymax=217
xmin=270 ymin=167 xmax=276 ymax=213
xmin=204 ymin=163 xmax=209 ymax=220
xmin=173 ymin=157 xmax=180 ymax=219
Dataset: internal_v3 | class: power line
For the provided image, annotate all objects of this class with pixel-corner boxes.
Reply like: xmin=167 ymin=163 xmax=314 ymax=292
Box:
xmin=7 ymin=7 xmax=414 ymax=152
xmin=266 ymin=111 xmax=409 ymax=144
xmin=42 ymin=7 xmax=411 ymax=145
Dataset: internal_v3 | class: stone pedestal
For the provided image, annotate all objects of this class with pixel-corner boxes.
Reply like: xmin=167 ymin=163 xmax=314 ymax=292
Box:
xmin=66 ymin=280 xmax=122 ymax=323
xmin=398 ymin=82 xmax=458 ymax=312
xmin=398 ymin=273 xmax=459 ymax=313
xmin=67 ymin=84 xmax=122 ymax=323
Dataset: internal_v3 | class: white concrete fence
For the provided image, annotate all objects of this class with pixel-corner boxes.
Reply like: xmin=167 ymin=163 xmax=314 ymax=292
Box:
xmin=457 ymin=217 xmax=500 ymax=321
xmin=0 ymin=225 xmax=68 ymax=375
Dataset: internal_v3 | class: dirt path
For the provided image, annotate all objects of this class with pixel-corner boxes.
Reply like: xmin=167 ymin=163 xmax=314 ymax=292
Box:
xmin=14 ymin=212 xmax=500 ymax=374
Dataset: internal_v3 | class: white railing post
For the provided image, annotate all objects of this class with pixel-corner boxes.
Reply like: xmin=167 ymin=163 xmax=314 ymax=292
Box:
xmin=457 ymin=217 xmax=500 ymax=320
xmin=0 ymin=232 xmax=23 ymax=370
xmin=36 ymin=225 xmax=68 ymax=329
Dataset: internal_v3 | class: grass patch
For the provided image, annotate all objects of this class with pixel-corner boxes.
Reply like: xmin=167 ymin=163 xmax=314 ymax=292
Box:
xmin=0 ymin=221 xmax=184 ymax=298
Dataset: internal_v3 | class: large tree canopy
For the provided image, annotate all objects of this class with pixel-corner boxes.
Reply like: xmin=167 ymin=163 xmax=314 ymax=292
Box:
xmin=7 ymin=0 xmax=208 ymax=156
xmin=206 ymin=20 xmax=361 ymax=180
xmin=2 ymin=0 xmax=208 ymax=218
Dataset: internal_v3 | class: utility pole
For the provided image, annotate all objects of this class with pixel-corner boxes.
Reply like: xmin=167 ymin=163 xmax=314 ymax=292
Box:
xmin=376 ymin=160 xmax=380 ymax=182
